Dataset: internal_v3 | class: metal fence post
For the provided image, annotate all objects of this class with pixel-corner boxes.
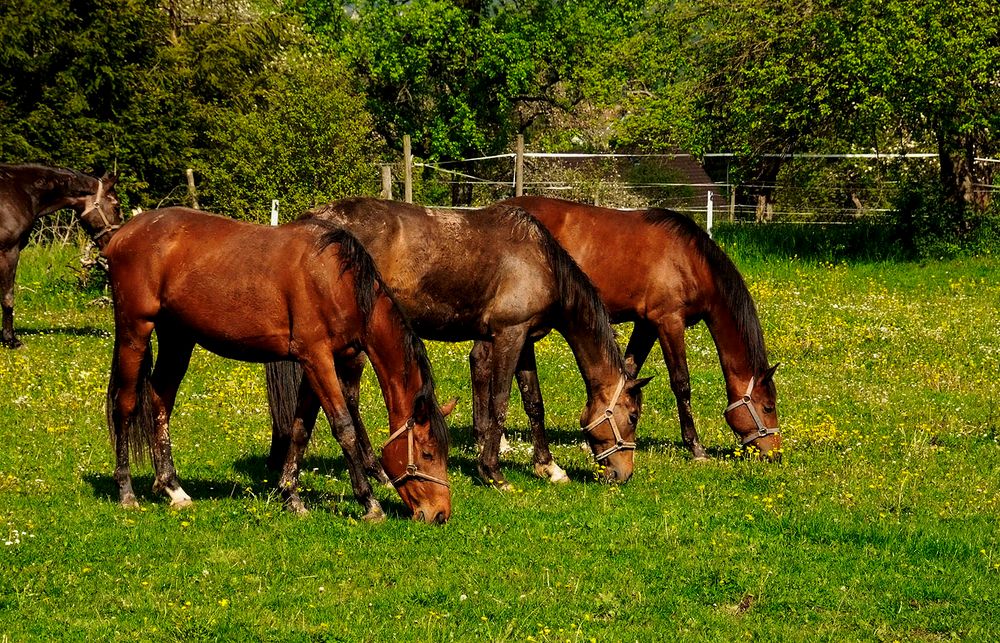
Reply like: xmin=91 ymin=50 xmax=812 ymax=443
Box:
xmin=707 ymin=191 xmax=714 ymax=238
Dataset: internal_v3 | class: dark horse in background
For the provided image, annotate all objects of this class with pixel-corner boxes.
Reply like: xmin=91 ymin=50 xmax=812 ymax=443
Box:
xmin=104 ymin=208 xmax=452 ymax=523
xmin=0 ymin=164 xmax=121 ymax=348
xmin=501 ymin=196 xmax=780 ymax=461
xmin=267 ymin=198 xmax=651 ymax=489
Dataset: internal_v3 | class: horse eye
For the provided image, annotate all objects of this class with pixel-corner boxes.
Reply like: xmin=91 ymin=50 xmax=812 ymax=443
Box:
xmin=628 ymin=413 xmax=639 ymax=425
xmin=421 ymin=450 xmax=434 ymax=461
xmin=764 ymin=406 xmax=775 ymax=414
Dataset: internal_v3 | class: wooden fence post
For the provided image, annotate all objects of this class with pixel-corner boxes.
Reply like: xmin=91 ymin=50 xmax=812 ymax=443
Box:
xmin=514 ymin=134 xmax=524 ymax=197
xmin=403 ymin=135 xmax=413 ymax=204
xmin=730 ymin=185 xmax=736 ymax=222
xmin=185 ymin=168 xmax=199 ymax=209
xmin=381 ymin=164 xmax=393 ymax=200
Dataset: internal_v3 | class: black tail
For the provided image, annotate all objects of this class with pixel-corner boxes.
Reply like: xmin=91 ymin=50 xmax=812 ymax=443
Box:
xmin=106 ymin=339 xmax=155 ymax=465
xmin=265 ymin=360 xmax=303 ymax=469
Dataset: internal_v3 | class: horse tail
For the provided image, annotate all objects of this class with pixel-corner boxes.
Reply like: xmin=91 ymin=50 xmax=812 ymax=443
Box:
xmin=105 ymin=338 xmax=155 ymax=465
xmin=265 ymin=360 xmax=304 ymax=468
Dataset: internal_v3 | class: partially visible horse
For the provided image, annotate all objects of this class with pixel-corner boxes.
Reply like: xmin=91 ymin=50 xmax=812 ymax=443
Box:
xmin=103 ymin=208 xmax=452 ymax=523
xmin=501 ymin=196 xmax=780 ymax=460
xmin=0 ymin=164 xmax=121 ymax=348
xmin=267 ymin=198 xmax=650 ymax=489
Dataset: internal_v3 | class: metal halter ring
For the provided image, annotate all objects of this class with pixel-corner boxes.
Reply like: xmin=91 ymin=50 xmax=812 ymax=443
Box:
xmin=382 ymin=418 xmax=450 ymax=488
xmin=581 ymin=376 xmax=636 ymax=461
xmin=723 ymin=376 xmax=780 ymax=446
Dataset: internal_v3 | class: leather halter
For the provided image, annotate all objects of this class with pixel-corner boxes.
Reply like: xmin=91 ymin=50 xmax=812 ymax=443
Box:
xmin=383 ymin=418 xmax=450 ymax=488
xmin=80 ymin=179 xmax=120 ymax=242
xmin=581 ymin=376 xmax=635 ymax=461
xmin=723 ymin=377 xmax=780 ymax=446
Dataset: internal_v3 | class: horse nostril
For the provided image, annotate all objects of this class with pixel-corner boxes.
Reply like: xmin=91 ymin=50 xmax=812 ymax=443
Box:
xmin=433 ymin=511 xmax=447 ymax=525
xmin=414 ymin=510 xmax=426 ymax=522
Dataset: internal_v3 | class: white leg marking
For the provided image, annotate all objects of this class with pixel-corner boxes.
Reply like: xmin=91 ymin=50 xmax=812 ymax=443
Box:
xmin=166 ymin=486 xmax=192 ymax=507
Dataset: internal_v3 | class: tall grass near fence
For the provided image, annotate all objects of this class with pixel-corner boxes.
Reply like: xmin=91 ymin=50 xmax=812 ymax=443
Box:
xmin=1 ymin=243 xmax=999 ymax=640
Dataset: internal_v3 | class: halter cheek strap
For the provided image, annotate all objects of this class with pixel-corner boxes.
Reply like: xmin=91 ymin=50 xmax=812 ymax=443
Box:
xmin=723 ymin=377 xmax=780 ymax=446
xmin=81 ymin=179 xmax=120 ymax=241
xmin=581 ymin=376 xmax=636 ymax=461
xmin=383 ymin=418 xmax=450 ymax=488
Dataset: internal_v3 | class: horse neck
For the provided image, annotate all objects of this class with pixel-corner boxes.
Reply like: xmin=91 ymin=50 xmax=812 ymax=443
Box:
xmin=558 ymin=318 xmax=623 ymax=404
xmin=360 ymin=296 xmax=422 ymax=428
xmin=704 ymin=295 xmax=762 ymax=403
xmin=26 ymin=168 xmax=90 ymax=217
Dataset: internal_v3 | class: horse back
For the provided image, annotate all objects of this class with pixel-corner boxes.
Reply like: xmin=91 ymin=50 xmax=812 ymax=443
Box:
xmin=503 ymin=196 xmax=715 ymax=322
xmin=308 ymin=198 xmax=559 ymax=340
xmin=105 ymin=207 xmax=363 ymax=360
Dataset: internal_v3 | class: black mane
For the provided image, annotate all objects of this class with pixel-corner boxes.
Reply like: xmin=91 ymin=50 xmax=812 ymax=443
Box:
xmin=642 ymin=209 xmax=770 ymax=373
xmin=497 ymin=205 xmax=626 ymax=374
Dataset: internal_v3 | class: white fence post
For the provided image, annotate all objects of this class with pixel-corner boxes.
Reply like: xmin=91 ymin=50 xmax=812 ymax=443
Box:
xmin=706 ymin=190 xmax=714 ymax=238
xmin=270 ymin=200 xmax=279 ymax=226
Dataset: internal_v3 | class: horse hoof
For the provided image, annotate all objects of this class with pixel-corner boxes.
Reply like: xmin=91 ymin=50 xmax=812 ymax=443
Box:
xmin=169 ymin=497 xmax=193 ymax=509
xmin=120 ymin=496 xmax=140 ymax=509
xmin=363 ymin=507 xmax=386 ymax=523
xmin=692 ymin=455 xmax=711 ymax=463
xmin=534 ymin=462 xmax=570 ymax=484
xmin=2 ymin=339 xmax=23 ymax=350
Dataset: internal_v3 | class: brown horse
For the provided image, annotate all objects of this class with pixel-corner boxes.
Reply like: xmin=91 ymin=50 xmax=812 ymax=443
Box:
xmin=0 ymin=164 xmax=121 ymax=348
xmin=103 ymin=208 xmax=452 ymax=523
xmin=267 ymin=198 xmax=651 ymax=488
xmin=501 ymin=196 xmax=780 ymax=460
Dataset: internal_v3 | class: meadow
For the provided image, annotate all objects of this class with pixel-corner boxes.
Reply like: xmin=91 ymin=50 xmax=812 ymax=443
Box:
xmin=1 ymin=231 xmax=998 ymax=641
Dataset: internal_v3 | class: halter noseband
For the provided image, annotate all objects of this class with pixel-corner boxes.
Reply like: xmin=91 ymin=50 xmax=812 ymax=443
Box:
xmin=81 ymin=179 xmax=120 ymax=242
xmin=581 ymin=376 xmax=636 ymax=461
xmin=383 ymin=418 xmax=450 ymax=488
xmin=723 ymin=377 xmax=780 ymax=446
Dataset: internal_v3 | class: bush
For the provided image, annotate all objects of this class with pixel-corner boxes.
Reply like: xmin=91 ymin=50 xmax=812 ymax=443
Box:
xmin=890 ymin=170 xmax=1000 ymax=259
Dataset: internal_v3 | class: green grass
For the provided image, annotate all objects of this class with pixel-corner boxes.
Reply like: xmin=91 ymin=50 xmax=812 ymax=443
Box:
xmin=1 ymin=242 xmax=999 ymax=641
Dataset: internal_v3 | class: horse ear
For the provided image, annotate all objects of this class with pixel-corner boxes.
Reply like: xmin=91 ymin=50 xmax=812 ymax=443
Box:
xmin=760 ymin=363 xmax=780 ymax=385
xmin=440 ymin=397 xmax=458 ymax=417
xmin=103 ymin=173 xmax=118 ymax=188
xmin=627 ymin=376 xmax=654 ymax=391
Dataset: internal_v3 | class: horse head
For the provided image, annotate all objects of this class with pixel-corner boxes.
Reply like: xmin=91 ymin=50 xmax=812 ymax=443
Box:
xmin=77 ymin=172 xmax=122 ymax=247
xmin=724 ymin=364 xmax=781 ymax=461
xmin=381 ymin=395 xmax=456 ymax=523
xmin=581 ymin=375 xmax=653 ymax=483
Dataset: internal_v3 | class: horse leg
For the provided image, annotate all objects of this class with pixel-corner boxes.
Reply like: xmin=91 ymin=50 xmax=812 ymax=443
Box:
xmin=1 ymin=247 xmax=22 ymax=348
xmin=469 ymin=340 xmax=492 ymax=449
xmin=623 ymin=320 xmax=658 ymax=378
xmin=147 ymin=329 xmax=195 ymax=508
xmin=299 ymin=357 xmax=384 ymax=521
xmin=477 ymin=325 xmax=530 ymax=490
xmin=656 ymin=319 xmax=708 ymax=460
xmin=515 ymin=343 xmax=569 ymax=484
xmin=335 ymin=353 xmax=390 ymax=486
xmin=278 ymin=379 xmax=321 ymax=515
xmin=108 ymin=321 xmax=155 ymax=508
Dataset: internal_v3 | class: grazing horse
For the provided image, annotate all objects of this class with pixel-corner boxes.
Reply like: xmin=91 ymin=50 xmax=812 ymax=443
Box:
xmin=267 ymin=197 xmax=650 ymax=489
xmin=0 ymin=164 xmax=121 ymax=348
xmin=103 ymin=207 xmax=451 ymax=523
xmin=501 ymin=196 xmax=780 ymax=460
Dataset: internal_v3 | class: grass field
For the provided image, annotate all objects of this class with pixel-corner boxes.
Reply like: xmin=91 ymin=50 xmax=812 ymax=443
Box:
xmin=1 ymin=234 xmax=999 ymax=641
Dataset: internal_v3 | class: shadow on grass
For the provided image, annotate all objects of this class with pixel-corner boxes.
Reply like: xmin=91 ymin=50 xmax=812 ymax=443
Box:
xmin=19 ymin=325 xmax=110 ymax=339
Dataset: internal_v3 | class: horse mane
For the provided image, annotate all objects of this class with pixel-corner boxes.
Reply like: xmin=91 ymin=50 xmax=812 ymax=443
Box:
xmin=497 ymin=205 xmax=626 ymax=373
xmin=642 ymin=209 xmax=770 ymax=373
xmin=308 ymin=220 xmax=449 ymax=453
xmin=0 ymin=163 xmax=97 ymax=195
